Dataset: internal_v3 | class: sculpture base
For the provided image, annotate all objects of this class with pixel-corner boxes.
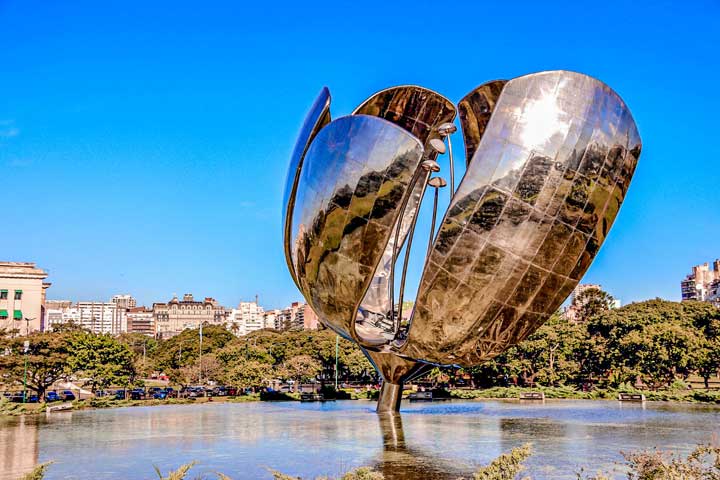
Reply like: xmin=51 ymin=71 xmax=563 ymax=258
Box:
xmin=362 ymin=348 xmax=433 ymax=413
xmin=376 ymin=382 xmax=404 ymax=413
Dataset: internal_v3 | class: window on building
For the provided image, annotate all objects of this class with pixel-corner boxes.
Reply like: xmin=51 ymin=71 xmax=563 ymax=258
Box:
xmin=14 ymin=290 xmax=22 ymax=300
xmin=13 ymin=310 xmax=22 ymax=320
xmin=0 ymin=290 xmax=7 ymax=300
xmin=0 ymin=309 xmax=7 ymax=320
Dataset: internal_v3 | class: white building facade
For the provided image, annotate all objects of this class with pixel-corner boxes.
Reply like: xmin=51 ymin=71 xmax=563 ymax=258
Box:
xmin=45 ymin=296 xmax=136 ymax=335
xmin=227 ymin=301 xmax=266 ymax=336
xmin=0 ymin=262 xmax=50 ymax=334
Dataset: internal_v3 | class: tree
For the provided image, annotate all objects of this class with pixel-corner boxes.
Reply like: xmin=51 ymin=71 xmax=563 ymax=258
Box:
xmin=283 ymin=354 xmax=321 ymax=390
xmin=172 ymin=355 xmax=222 ymax=387
xmin=695 ymin=338 xmax=720 ymax=389
xmin=574 ymin=287 xmax=616 ymax=322
xmin=151 ymin=325 xmax=233 ymax=374
xmin=117 ymin=333 xmax=158 ymax=378
xmin=341 ymin=348 xmax=374 ymax=381
xmin=68 ymin=333 xmax=136 ymax=392
xmin=222 ymin=359 xmax=276 ymax=389
xmin=495 ymin=314 xmax=583 ymax=387
xmin=0 ymin=332 xmax=72 ymax=400
xmin=620 ymin=323 xmax=703 ymax=388
xmin=586 ymin=299 xmax=716 ymax=389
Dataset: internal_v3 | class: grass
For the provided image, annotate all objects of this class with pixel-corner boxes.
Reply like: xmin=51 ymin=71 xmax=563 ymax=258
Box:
xmin=0 ymin=393 xmax=266 ymax=418
xmin=0 ymin=399 xmax=45 ymax=417
xmin=449 ymin=385 xmax=720 ymax=404
xmin=3 ymin=385 xmax=718 ymax=419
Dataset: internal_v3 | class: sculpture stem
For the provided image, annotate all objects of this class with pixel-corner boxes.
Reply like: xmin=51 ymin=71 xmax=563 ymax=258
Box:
xmin=376 ymin=382 xmax=404 ymax=413
xmin=363 ymin=348 xmax=431 ymax=413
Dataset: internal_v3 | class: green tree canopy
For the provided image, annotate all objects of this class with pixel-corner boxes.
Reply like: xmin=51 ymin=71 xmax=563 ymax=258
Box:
xmin=68 ymin=332 xmax=136 ymax=391
xmin=0 ymin=331 xmax=72 ymax=399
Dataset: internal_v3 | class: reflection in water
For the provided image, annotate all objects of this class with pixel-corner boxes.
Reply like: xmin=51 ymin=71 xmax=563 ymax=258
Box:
xmin=374 ymin=413 xmax=468 ymax=479
xmin=0 ymin=415 xmax=39 ymax=480
xmin=0 ymin=400 xmax=718 ymax=480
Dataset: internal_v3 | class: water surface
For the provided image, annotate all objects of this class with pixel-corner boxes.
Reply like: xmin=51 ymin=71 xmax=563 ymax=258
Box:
xmin=1 ymin=399 xmax=718 ymax=479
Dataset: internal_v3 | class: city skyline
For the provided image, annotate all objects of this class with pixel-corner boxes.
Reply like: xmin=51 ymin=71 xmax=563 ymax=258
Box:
xmin=3 ymin=1 xmax=719 ymax=308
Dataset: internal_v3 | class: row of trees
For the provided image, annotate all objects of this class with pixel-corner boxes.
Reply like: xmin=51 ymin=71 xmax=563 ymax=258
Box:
xmin=142 ymin=326 xmax=377 ymax=389
xmin=0 ymin=327 xmax=135 ymax=398
xmin=468 ymin=298 xmax=720 ymax=390
xmin=1 ymin=296 xmax=718 ymax=399
xmin=0 ymin=324 xmax=376 ymax=399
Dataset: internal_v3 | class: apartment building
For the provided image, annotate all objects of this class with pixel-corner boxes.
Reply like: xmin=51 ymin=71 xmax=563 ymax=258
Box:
xmin=153 ymin=293 xmax=227 ymax=339
xmin=0 ymin=262 xmax=50 ymax=334
xmin=227 ymin=300 xmax=266 ymax=336
xmin=681 ymin=260 xmax=720 ymax=302
xmin=126 ymin=307 xmax=155 ymax=336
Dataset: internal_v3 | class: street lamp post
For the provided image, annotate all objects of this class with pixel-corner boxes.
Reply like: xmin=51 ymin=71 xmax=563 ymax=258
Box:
xmin=22 ymin=340 xmax=29 ymax=404
xmin=198 ymin=323 xmax=203 ymax=385
xmin=335 ymin=335 xmax=339 ymax=390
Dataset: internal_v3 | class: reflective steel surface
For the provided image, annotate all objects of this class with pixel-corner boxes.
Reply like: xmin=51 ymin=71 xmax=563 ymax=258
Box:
xmin=402 ymin=71 xmax=641 ymax=365
xmin=458 ymin=80 xmax=506 ymax=165
xmin=283 ymin=87 xmax=332 ymax=287
xmin=284 ymin=71 xmax=641 ymax=410
xmin=289 ymin=114 xmax=424 ymax=342
xmin=352 ymin=85 xmax=456 ymax=149
xmin=354 ymin=86 xmax=456 ymax=347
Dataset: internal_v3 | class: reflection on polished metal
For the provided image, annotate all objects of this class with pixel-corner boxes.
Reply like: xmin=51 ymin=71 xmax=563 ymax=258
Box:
xmin=284 ymin=71 xmax=641 ymax=413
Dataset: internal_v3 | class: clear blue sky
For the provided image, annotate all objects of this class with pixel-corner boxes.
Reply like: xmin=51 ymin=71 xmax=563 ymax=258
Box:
xmin=2 ymin=0 xmax=718 ymax=309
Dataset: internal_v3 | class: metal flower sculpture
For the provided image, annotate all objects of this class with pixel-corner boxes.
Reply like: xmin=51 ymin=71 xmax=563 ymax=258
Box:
xmin=283 ymin=71 xmax=641 ymax=413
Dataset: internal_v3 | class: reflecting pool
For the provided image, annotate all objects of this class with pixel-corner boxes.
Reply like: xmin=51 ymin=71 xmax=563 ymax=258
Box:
xmin=1 ymin=400 xmax=718 ymax=479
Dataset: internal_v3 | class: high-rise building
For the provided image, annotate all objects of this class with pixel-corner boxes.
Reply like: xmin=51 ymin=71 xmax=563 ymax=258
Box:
xmin=0 ymin=262 xmax=50 ymax=334
xmin=681 ymin=260 xmax=720 ymax=302
xmin=708 ymin=279 xmax=720 ymax=307
xmin=263 ymin=309 xmax=282 ymax=330
xmin=227 ymin=300 xmax=266 ymax=336
xmin=126 ymin=307 xmax=155 ymax=336
xmin=46 ymin=297 xmax=133 ymax=334
xmin=153 ymin=293 xmax=227 ymax=339
xmin=299 ymin=303 xmax=319 ymax=330
xmin=111 ymin=294 xmax=137 ymax=309
xmin=45 ymin=300 xmax=76 ymax=330
xmin=76 ymin=302 xmax=125 ymax=334
xmin=275 ymin=302 xmax=320 ymax=331
xmin=111 ymin=294 xmax=136 ymax=332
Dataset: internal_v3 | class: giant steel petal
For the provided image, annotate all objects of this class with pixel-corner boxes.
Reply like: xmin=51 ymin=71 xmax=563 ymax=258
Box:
xmin=283 ymin=87 xmax=332 ymax=288
xmin=289 ymin=114 xmax=425 ymax=342
xmin=400 ymin=71 xmax=641 ymax=366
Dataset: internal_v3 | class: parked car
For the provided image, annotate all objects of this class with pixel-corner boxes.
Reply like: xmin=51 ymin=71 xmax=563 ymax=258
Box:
xmin=164 ymin=387 xmax=177 ymax=398
xmin=212 ymin=386 xmax=227 ymax=397
xmin=61 ymin=390 xmax=76 ymax=401
xmin=10 ymin=392 xmax=38 ymax=403
xmin=114 ymin=389 xmax=126 ymax=400
xmin=226 ymin=386 xmax=238 ymax=396
xmin=130 ymin=388 xmax=146 ymax=400
xmin=45 ymin=391 xmax=61 ymax=402
xmin=153 ymin=390 xmax=168 ymax=400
